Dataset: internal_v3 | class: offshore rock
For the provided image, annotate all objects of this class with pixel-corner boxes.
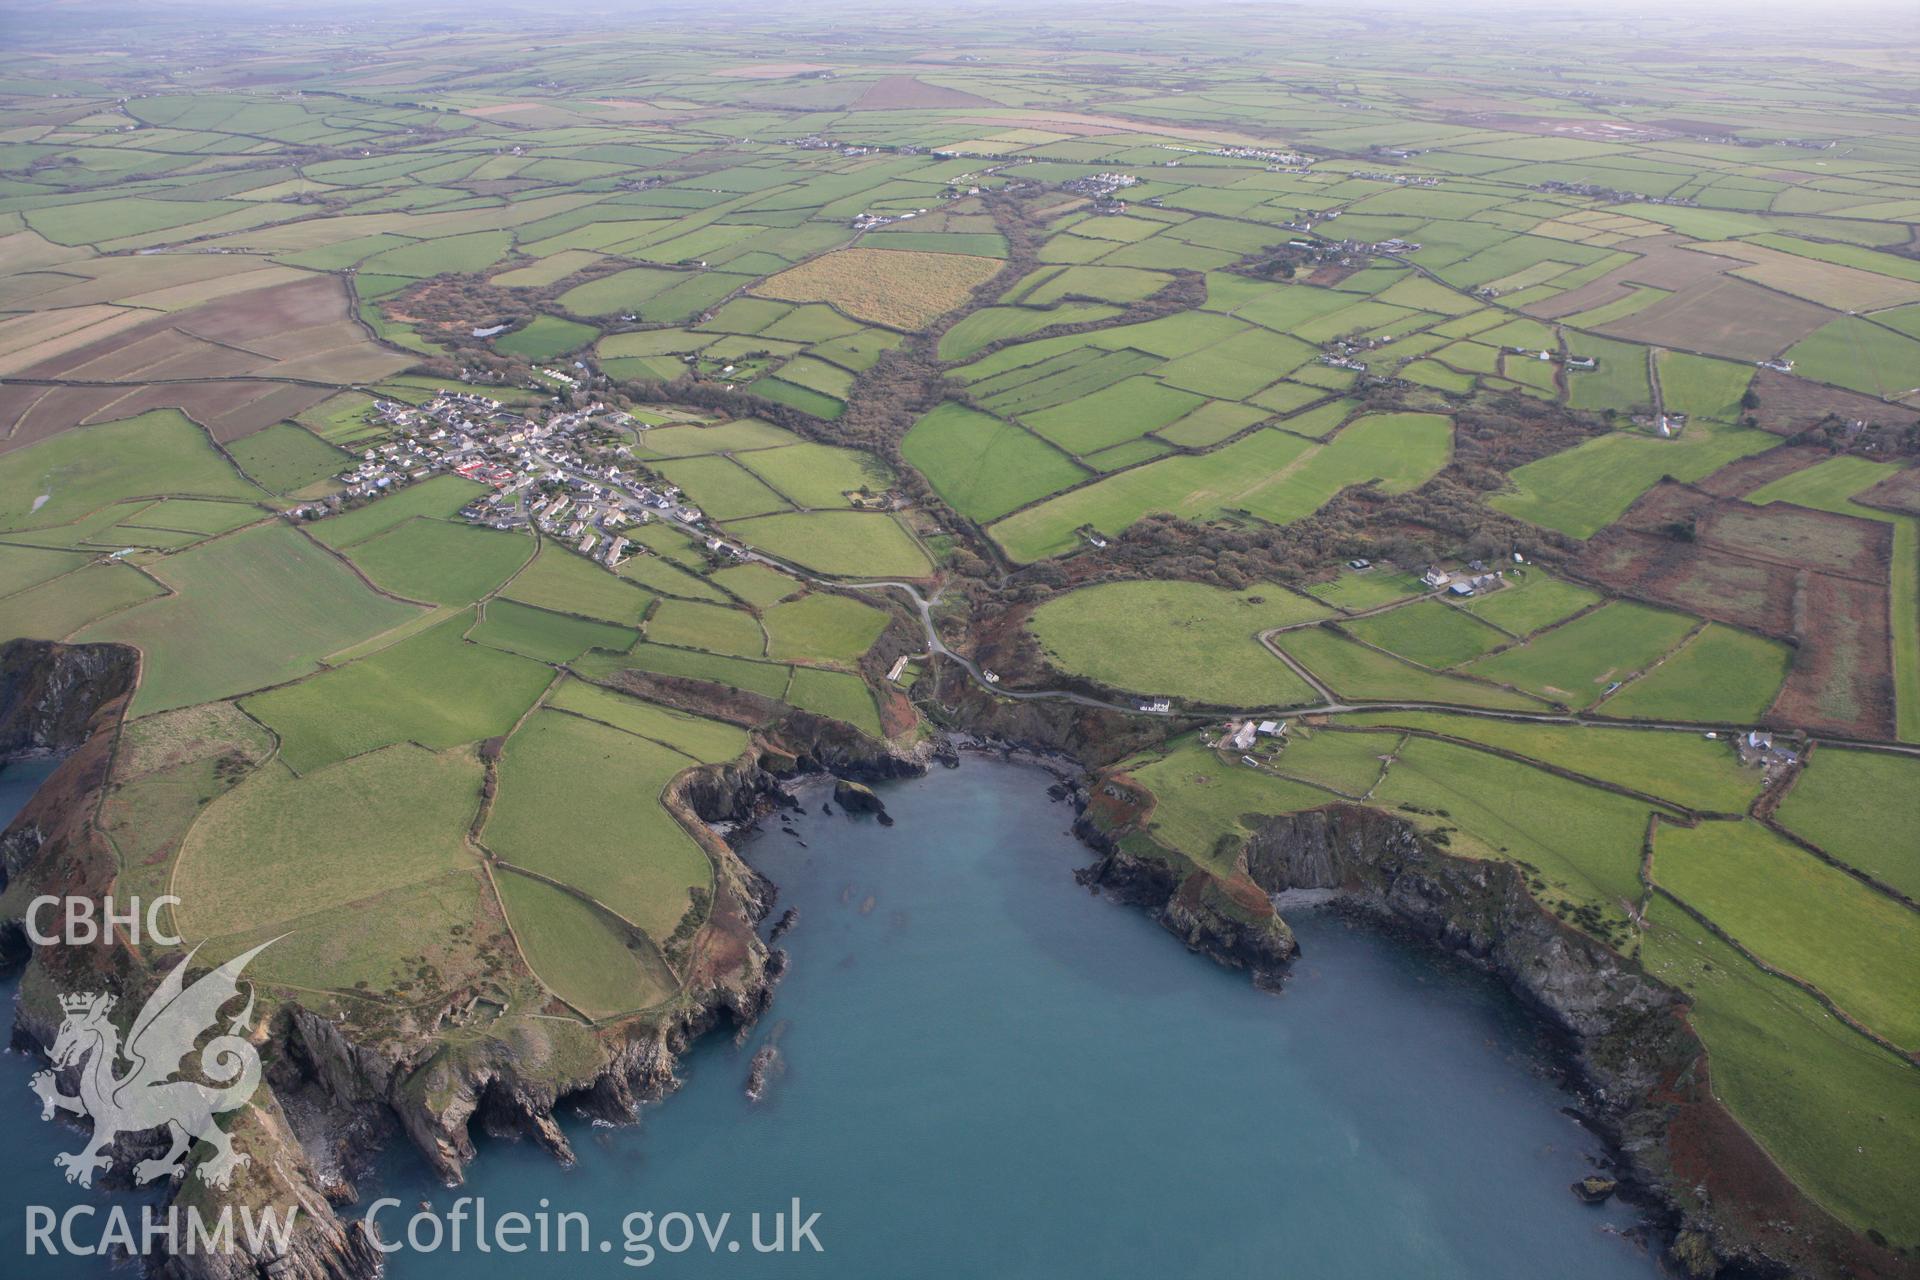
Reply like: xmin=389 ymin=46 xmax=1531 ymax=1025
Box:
xmin=1573 ymin=1175 xmax=1620 ymax=1204
xmin=832 ymin=778 xmax=886 ymax=815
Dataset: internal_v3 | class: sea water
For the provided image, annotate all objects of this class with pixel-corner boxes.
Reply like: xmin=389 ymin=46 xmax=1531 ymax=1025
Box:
xmin=2 ymin=757 xmax=1660 ymax=1277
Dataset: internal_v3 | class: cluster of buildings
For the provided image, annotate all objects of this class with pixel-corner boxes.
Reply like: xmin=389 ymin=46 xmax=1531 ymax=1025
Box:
xmin=1730 ymin=729 xmax=1801 ymax=774
xmin=782 ymin=134 xmax=872 ymax=157
xmin=1499 ymin=346 xmax=1597 ymax=371
xmin=1061 ymin=172 xmax=1139 ymax=201
xmin=1348 ymin=170 xmax=1441 ymax=187
xmin=1217 ymin=717 xmax=1288 ymax=765
xmin=1420 ymin=564 xmax=1506 ymax=597
xmin=1317 ymin=323 xmax=1433 ymax=371
xmin=1632 ymin=411 xmax=1689 ymax=437
xmin=1276 ymin=229 xmax=1410 ymax=274
xmin=851 ymin=207 xmax=930 ymax=230
xmin=316 ymin=391 xmax=521 ymax=502
xmin=293 ymin=391 xmax=725 ymax=575
xmin=1207 ymin=146 xmax=1313 ymax=167
xmin=1532 ymin=180 xmax=1698 ymax=207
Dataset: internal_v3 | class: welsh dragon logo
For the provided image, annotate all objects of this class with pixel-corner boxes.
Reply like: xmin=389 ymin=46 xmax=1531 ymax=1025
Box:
xmin=30 ymin=940 xmax=272 ymax=1190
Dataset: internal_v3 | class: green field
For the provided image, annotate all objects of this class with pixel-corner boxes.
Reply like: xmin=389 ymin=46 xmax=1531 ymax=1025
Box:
xmin=1786 ymin=315 xmax=1920 ymax=399
xmin=736 ymin=443 xmax=888 ymax=509
xmin=0 ymin=563 xmax=165 ymax=641
xmin=495 ymin=315 xmax=599 ymax=360
xmin=936 ymin=303 xmax=1121 ymax=361
xmin=1655 ymin=351 xmax=1754 ymax=423
xmin=1125 ymin=739 xmax=1333 ymax=873
xmin=1335 ymin=711 xmax=1761 ymax=814
xmin=502 ymin=543 xmax=653 ymax=624
xmin=1304 ymin=568 xmax=1426 ymax=611
xmin=711 ymin=562 xmax=802 ymax=608
xmin=1464 ymin=601 xmax=1696 ymax=707
xmin=763 ymin=591 xmax=889 ymax=664
xmin=242 ymin=610 xmax=553 ymax=773
xmin=1600 ymin=623 xmax=1791 ymax=723
xmin=1775 ymin=748 xmax=1920 ymax=899
xmin=485 ymin=710 xmax=713 ymax=940
xmin=986 ymin=413 xmax=1449 ymax=562
xmin=1374 ymin=736 xmax=1651 ymax=938
xmin=901 ymin=403 xmax=1088 ymax=523
xmin=724 ymin=511 xmax=931 ymax=577
xmin=1021 ymin=377 xmax=1203 ymax=455
xmin=225 ymin=423 xmax=351 ymax=495
xmin=471 ymin=598 xmax=638 ymax=664
xmin=578 ymin=641 xmax=792 ymax=700
xmin=659 ymin=455 xmax=793 ymax=520
xmin=308 ymin=476 xmax=487 ymax=548
xmin=988 ymin=430 xmax=1311 ymax=561
xmin=1342 ymin=600 xmax=1508 ymax=669
xmin=82 ymin=523 xmax=422 ymax=715
xmin=548 ymin=678 xmax=749 ymax=763
xmin=0 ymin=543 xmax=92 ymax=598
xmin=1236 ymin=416 xmax=1443 ymax=525
xmin=647 ymin=598 xmax=766 ymax=658
xmin=1491 ymin=422 xmax=1774 ymax=538
xmin=785 ymin=666 xmax=883 ymax=736
xmin=0 ymin=411 xmax=260 ymax=531
xmin=345 ymin=518 xmax=532 ymax=606
xmin=362 ymin=230 xmax=511 ymax=277
xmin=1278 ymin=625 xmax=1542 ymax=710
xmin=1655 ymin=819 xmax=1919 ymax=1050
xmin=493 ymin=868 xmax=676 ymax=1018
xmin=173 ymin=743 xmax=481 ymax=938
xmin=1457 ymin=571 xmax=1600 ymax=636
xmin=1639 ymin=900 xmax=1918 ymax=1245
xmin=632 ymin=419 xmax=799 ymax=459
xmin=621 ymin=552 xmax=730 ymax=602
xmin=1267 ymin=727 xmax=1396 ymax=796
xmin=1028 ymin=580 xmax=1327 ymax=707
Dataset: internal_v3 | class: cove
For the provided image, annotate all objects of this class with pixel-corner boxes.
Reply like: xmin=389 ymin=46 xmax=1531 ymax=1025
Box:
xmin=366 ymin=759 xmax=1656 ymax=1278
xmin=0 ymin=757 xmax=1660 ymax=1277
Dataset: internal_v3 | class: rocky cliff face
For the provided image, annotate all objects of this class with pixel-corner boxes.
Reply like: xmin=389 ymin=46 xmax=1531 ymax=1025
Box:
xmin=0 ymin=638 xmax=136 ymax=759
xmin=1073 ymin=821 xmax=1298 ymax=982
xmin=1240 ymin=806 xmax=1679 ymax=1042
xmin=0 ymin=632 xmax=927 ymax=1280
xmin=1215 ymin=803 xmax=1902 ymax=1280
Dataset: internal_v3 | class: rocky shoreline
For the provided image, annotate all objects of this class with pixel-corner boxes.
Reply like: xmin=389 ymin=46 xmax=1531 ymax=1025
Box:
xmin=1072 ymin=799 xmax=1910 ymax=1280
xmin=0 ymin=639 xmax=931 ymax=1280
xmin=0 ymin=640 xmax=1906 ymax=1280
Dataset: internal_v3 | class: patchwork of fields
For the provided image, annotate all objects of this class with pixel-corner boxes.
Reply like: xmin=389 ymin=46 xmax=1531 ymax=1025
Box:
xmin=0 ymin=7 xmax=1916 ymax=1266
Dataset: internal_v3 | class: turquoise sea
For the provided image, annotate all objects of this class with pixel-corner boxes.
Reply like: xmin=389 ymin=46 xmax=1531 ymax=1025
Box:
xmin=2 ymin=757 xmax=1659 ymax=1277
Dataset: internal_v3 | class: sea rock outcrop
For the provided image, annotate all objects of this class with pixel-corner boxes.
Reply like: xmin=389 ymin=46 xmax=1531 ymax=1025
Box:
xmin=832 ymin=778 xmax=886 ymax=814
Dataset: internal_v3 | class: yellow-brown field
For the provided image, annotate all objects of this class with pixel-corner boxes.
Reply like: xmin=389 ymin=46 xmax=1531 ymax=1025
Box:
xmin=752 ymin=246 xmax=1001 ymax=330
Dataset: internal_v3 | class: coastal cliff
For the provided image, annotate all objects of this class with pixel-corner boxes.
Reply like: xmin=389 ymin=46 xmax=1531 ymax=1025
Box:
xmin=1080 ymin=796 xmax=1910 ymax=1280
xmin=0 ymin=638 xmax=136 ymax=760
xmin=0 ymin=635 xmax=1904 ymax=1280
xmin=1072 ymin=823 xmax=1298 ymax=980
xmin=0 ymin=639 xmax=924 ymax=1280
